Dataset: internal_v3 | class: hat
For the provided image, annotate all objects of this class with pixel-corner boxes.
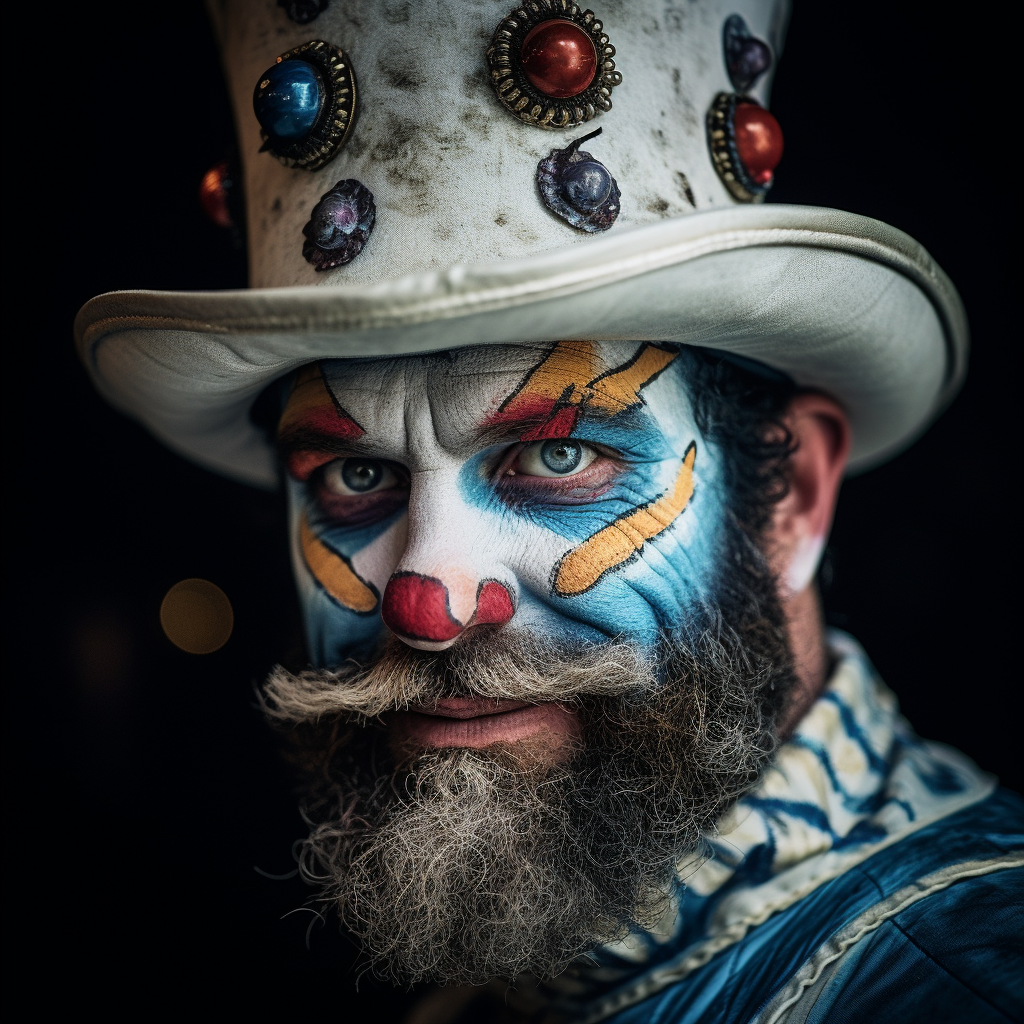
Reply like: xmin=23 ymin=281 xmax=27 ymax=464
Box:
xmin=74 ymin=0 xmax=967 ymax=488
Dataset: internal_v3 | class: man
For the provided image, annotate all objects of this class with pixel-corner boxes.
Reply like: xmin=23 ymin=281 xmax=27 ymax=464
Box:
xmin=76 ymin=1 xmax=1021 ymax=1020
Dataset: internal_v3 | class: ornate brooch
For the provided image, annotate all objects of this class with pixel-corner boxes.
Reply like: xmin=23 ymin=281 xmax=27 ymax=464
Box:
xmin=302 ymin=179 xmax=375 ymax=270
xmin=537 ymin=128 xmax=620 ymax=231
xmin=706 ymin=93 xmax=783 ymax=203
xmin=253 ymin=39 xmax=357 ymax=171
xmin=488 ymin=2 xmax=622 ymax=129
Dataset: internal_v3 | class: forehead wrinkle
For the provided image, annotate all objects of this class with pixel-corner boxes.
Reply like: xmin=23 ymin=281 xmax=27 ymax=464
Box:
xmin=400 ymin=360 xmax=451 ymax=472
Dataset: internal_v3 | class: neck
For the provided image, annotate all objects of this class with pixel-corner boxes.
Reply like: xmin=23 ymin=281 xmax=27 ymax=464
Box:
xmin=777 ymin=584 xmax=830 ymax=738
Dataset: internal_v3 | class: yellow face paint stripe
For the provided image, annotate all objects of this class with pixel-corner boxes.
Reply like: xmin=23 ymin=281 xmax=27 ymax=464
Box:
xmin=554 ymin=443 xmax=697 ymax=597
xmin=501 ymin=341 xmax=677 ymax=417
xmin=300 ymin=515 xmax=379 ymax=613
xmin=279 ymin=363 xmax=335 ymax=435
xmin=500 ymin=340 xmax=604 ymax=411
xmin=587 ymin=345 xmax=677 ymax=414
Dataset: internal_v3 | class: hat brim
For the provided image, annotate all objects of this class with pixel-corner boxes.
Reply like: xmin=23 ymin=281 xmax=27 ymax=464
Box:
xmin=75 ymin=204 xmax=966 ymax=489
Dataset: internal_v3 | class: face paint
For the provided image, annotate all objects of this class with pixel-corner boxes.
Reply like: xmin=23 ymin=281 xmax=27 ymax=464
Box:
xmin=278 ymin=343 xmax=728 ymax=666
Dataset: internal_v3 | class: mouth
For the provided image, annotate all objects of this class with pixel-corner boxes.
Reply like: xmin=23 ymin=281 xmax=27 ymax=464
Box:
xmin=388 ymin=697 xmax=579 ymax=748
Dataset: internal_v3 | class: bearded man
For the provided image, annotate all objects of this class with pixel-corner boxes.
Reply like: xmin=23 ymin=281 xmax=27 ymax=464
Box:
xmin=75 ymin=1 xmax=1022 ymax=1021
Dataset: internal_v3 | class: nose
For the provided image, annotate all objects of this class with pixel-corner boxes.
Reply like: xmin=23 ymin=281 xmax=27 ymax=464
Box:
xmin=382 ymin=572 xmax=515 ymax=648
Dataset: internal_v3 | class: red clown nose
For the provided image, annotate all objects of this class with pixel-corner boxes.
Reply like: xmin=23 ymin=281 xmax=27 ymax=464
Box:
xmin=382 ymin=573 xmax=514 ymax=643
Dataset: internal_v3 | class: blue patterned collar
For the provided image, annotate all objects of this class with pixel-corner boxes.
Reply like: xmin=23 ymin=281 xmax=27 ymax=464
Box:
xmin=538 ymin=631 xmax=994 ymax=1008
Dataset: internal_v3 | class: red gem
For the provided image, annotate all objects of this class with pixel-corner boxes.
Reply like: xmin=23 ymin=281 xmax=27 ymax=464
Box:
xmin=521 ymin=19 xmax=597 ymax=99
xmin=733 ymin=103 xmax=783 ymax=185
xmin=198 ymin=161 xmax=232 ymax=228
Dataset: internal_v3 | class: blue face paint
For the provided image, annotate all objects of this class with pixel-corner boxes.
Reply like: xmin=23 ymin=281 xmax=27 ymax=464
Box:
xmin=278 ymin=343 xmax=729 ymax=665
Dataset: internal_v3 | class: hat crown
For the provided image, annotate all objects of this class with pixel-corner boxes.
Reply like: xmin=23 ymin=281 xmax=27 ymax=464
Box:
xmin=213 ymin=0 xmax=789 ymax=288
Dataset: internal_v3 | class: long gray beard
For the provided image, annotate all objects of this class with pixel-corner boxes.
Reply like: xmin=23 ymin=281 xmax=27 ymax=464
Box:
xmin=261 ymin=584 xmax=796 ymax=986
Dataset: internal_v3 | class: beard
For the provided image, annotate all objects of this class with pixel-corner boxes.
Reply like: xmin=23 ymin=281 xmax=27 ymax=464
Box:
xmin=261 ymin=541 xmax=796 ymax=986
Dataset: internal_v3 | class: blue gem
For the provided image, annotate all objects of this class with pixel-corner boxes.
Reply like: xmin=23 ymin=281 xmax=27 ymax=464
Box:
xmin=253 ymin=59 xmax=324 ymax=141
xmin=561 ymin=161 xmax=613 ymax=211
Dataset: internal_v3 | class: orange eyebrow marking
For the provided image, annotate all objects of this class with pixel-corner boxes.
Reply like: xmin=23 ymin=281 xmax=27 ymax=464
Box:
xmin=300 ymin=515 xmax=379 ymax=614
xmin=488 ymin=341 xmax=676 ymax=439
xmin=553 ymin=443 xmax=696 ymax=597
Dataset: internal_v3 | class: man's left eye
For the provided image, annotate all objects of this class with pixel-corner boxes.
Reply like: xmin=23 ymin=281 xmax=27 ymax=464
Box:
xmin=515 ymin=439 xmax=598 ymax=477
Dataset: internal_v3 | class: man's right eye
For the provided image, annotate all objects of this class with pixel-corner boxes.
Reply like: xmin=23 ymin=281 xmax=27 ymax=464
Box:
xmin=322 ymin=458 xmax=399 ymax=495
xmin=313 ymin=458 xmax=408 ymax=526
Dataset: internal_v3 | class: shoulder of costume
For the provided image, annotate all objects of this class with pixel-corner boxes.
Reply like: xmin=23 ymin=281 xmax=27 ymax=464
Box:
xmin=578 ymin=788 xmax=1024 ymax=1024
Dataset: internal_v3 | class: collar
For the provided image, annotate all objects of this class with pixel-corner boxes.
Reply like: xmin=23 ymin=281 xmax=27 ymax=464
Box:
xmin=540 ymin=631 xmax=994 ymax=1007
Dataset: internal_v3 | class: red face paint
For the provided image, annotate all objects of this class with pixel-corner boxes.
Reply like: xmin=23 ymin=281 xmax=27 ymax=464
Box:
xmin=279 ymin=364 xmax=366 ymax=481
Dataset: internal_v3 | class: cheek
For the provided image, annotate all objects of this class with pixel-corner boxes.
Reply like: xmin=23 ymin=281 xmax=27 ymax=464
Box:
xmin=503 ymin=455 xmax=729 ymax=646
xmin=287 ymin=482 xmax=408 ymax=665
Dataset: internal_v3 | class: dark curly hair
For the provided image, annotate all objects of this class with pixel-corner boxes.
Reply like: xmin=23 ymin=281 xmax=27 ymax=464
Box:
xmin=675 ymin=346 xmax=798 ymax=539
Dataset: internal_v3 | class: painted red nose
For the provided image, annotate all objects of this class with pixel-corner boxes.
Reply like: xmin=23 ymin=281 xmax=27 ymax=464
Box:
xmin=381 ymin=573 xmax=514 ymax=643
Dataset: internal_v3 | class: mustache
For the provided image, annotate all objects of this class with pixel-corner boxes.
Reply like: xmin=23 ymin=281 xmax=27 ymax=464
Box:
xmin=260 ymin=629 xmax=658 ymax=728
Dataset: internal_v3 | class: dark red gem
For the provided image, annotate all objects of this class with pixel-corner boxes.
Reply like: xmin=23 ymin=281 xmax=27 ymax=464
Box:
xmin=733 ymin=103 xmax=783 ymax=185
xmin=521 ymin=19 xmax=597 ymax=98
xmin=198 ymin=162 xmax=232 ymax=229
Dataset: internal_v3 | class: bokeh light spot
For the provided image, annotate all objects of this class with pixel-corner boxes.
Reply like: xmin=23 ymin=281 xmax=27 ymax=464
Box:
xmin=160 ymin=579 xmax=234 ymax=654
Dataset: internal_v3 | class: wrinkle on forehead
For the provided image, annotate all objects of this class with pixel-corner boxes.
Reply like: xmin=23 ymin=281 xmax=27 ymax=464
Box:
xmin=317 ymin=344 xmax=591 ymax=455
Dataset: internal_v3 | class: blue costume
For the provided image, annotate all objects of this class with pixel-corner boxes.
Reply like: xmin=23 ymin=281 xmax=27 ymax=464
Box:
xmin=535 ymin=634 xmax=1023 ymax=1023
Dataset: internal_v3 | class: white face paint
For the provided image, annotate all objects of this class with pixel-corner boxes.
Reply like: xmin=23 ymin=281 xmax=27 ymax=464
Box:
xmin=277 ymin=342 xmax=730 ymax=667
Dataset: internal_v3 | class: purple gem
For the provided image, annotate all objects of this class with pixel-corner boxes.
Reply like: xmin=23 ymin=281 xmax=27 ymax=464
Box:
xmin=537 ymin=128 xmax=620 ymax=233
xmin=302 ymin=179 xmax=375 ymax=271
xmin=723 ymin=14 xmax=772 ymax=93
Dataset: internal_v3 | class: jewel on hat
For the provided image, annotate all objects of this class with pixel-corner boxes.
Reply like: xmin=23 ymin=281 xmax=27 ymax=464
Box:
xmin=706 ymin=92 xmax=783 ymax=202
xmin=722 ymin=14 xmax=772 ymax=93
xmin=488 ymin=3 xmax=622 ymax=129
xmin=277 ymin=0 xmax=328 ymax=24
xmin=198 ymin=161 xmax=233 ymax=229
xmin=253 ymin=39 xmax=357 ymax=171
xmin=302 ymin=179 xmax=375 ymax=271
xmin=536 ymin=127 xmax=620 ymax=232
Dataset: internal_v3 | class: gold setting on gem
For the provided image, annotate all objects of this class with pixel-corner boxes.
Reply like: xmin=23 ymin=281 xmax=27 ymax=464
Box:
xmin=258 ymin=39 xmax=358 ymax=171
xmin=487 ymin=1 xmax=622 ymax=130
xmin=706 ymin=91 xmax=767 ymax=204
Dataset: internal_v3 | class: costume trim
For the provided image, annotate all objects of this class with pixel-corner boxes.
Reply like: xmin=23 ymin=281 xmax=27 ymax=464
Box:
xmin=578 ymin=849 xmax=1019 ymax=1024
xmin=753 ymin=853 xmax=1024 ymax=1024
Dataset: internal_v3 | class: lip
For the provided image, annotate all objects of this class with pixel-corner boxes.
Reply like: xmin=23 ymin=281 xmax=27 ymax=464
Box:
xmin=389 ymin=698 xmax=578 ymax=748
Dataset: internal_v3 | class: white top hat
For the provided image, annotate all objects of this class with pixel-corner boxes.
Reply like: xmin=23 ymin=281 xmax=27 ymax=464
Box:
xmin=74 ymin=0 xmax=966 ymax=488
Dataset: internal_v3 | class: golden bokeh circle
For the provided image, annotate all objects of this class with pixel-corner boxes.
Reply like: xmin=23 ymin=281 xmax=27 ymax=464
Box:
xmin=159 ymin=579 xmax=234 ymax=654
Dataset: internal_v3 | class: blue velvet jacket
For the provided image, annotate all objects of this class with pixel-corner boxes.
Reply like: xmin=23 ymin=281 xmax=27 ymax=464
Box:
xmin=536 ymin=634 xmax=1023 ymax=1024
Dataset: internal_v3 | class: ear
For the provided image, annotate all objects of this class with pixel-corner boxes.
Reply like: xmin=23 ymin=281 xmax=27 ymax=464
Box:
xmin=769 ymin=392 xmax=851 ymax=595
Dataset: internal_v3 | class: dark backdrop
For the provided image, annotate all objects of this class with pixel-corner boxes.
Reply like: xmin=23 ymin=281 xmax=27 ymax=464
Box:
xmin=16 ymin=2 xmax=1015 ymax=1016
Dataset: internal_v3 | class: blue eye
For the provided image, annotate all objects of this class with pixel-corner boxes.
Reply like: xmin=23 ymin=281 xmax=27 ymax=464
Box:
xmin=322 ymin=459 xmax=397 ymax=495
xmin=541 ymin=440 xmax=583 ymax=473
xmin=514 ymin=439 xmax=598 ymax=478
xmin=341 ymin=460 xmax=383 ymax=492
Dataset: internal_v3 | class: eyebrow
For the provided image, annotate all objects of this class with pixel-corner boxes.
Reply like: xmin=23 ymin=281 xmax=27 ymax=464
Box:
xmin=277 ymin=423 xmax=364 ymax=458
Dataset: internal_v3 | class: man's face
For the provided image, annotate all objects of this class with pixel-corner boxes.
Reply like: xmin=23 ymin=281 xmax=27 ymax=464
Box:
xmin=268 ymin=342 xmax=793 ymax=984
xmin=281 ymin=341 xmax=726 ymax=686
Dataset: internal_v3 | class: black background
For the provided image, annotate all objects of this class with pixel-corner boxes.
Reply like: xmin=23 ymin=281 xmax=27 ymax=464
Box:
xmin=16 ymin=2 xmax=1017 ymax=1016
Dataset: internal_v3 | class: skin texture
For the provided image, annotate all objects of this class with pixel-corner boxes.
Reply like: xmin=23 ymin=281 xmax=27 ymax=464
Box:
xmin=768 ymin=394 xmax=852 ymax=733
xmin=278 ymin=344 xmax=850 ymax=748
